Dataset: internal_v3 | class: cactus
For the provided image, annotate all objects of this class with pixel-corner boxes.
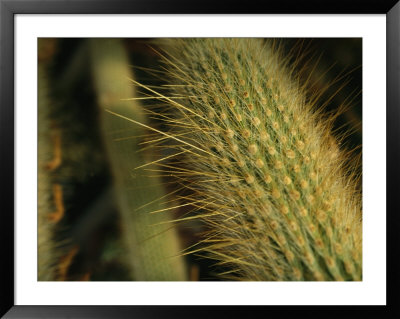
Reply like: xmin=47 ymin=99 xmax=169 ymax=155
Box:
xmin=38 ymin=61 xmax=61 ymax=280
xmin=38 ymin=39 xmax=78 ymax=281
xmin=38 ymin=38 xmax=109 ymax=281
xmin=90 ymin=39 xmax=187 ymax=280
xmin=113 ymin=38 xmax=362 ymax=281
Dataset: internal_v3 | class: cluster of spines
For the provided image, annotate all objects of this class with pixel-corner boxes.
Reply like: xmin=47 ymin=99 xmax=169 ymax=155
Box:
xmin=133 ymin=38 xmax=362 ymax=281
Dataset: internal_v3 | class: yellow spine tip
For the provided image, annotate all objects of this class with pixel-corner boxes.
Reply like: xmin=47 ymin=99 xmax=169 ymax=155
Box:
xmin=255 ymin=158 xmax=264 ymax=168
xmin=248 ymin=144 xmax=258 ymax=155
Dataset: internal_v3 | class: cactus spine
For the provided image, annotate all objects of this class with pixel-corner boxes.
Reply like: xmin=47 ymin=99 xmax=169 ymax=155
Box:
xmin=120 ymin=38 xmax=362 ymax=281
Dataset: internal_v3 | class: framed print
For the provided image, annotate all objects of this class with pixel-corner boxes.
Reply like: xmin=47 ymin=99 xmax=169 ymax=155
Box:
xmin=1 ymin=0 xmax=399 ymax=318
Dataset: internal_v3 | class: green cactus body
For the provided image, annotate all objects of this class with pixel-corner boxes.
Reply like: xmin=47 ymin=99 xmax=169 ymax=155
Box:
xmin=90 ymin=39 xmax=187 ymax=280
xmin=119 ymin=38 xmax=362 ymax=281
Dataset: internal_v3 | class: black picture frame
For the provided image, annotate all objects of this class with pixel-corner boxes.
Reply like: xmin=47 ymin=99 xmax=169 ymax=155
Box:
xmin=1 ymin=0 xmax=399 ymax=318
